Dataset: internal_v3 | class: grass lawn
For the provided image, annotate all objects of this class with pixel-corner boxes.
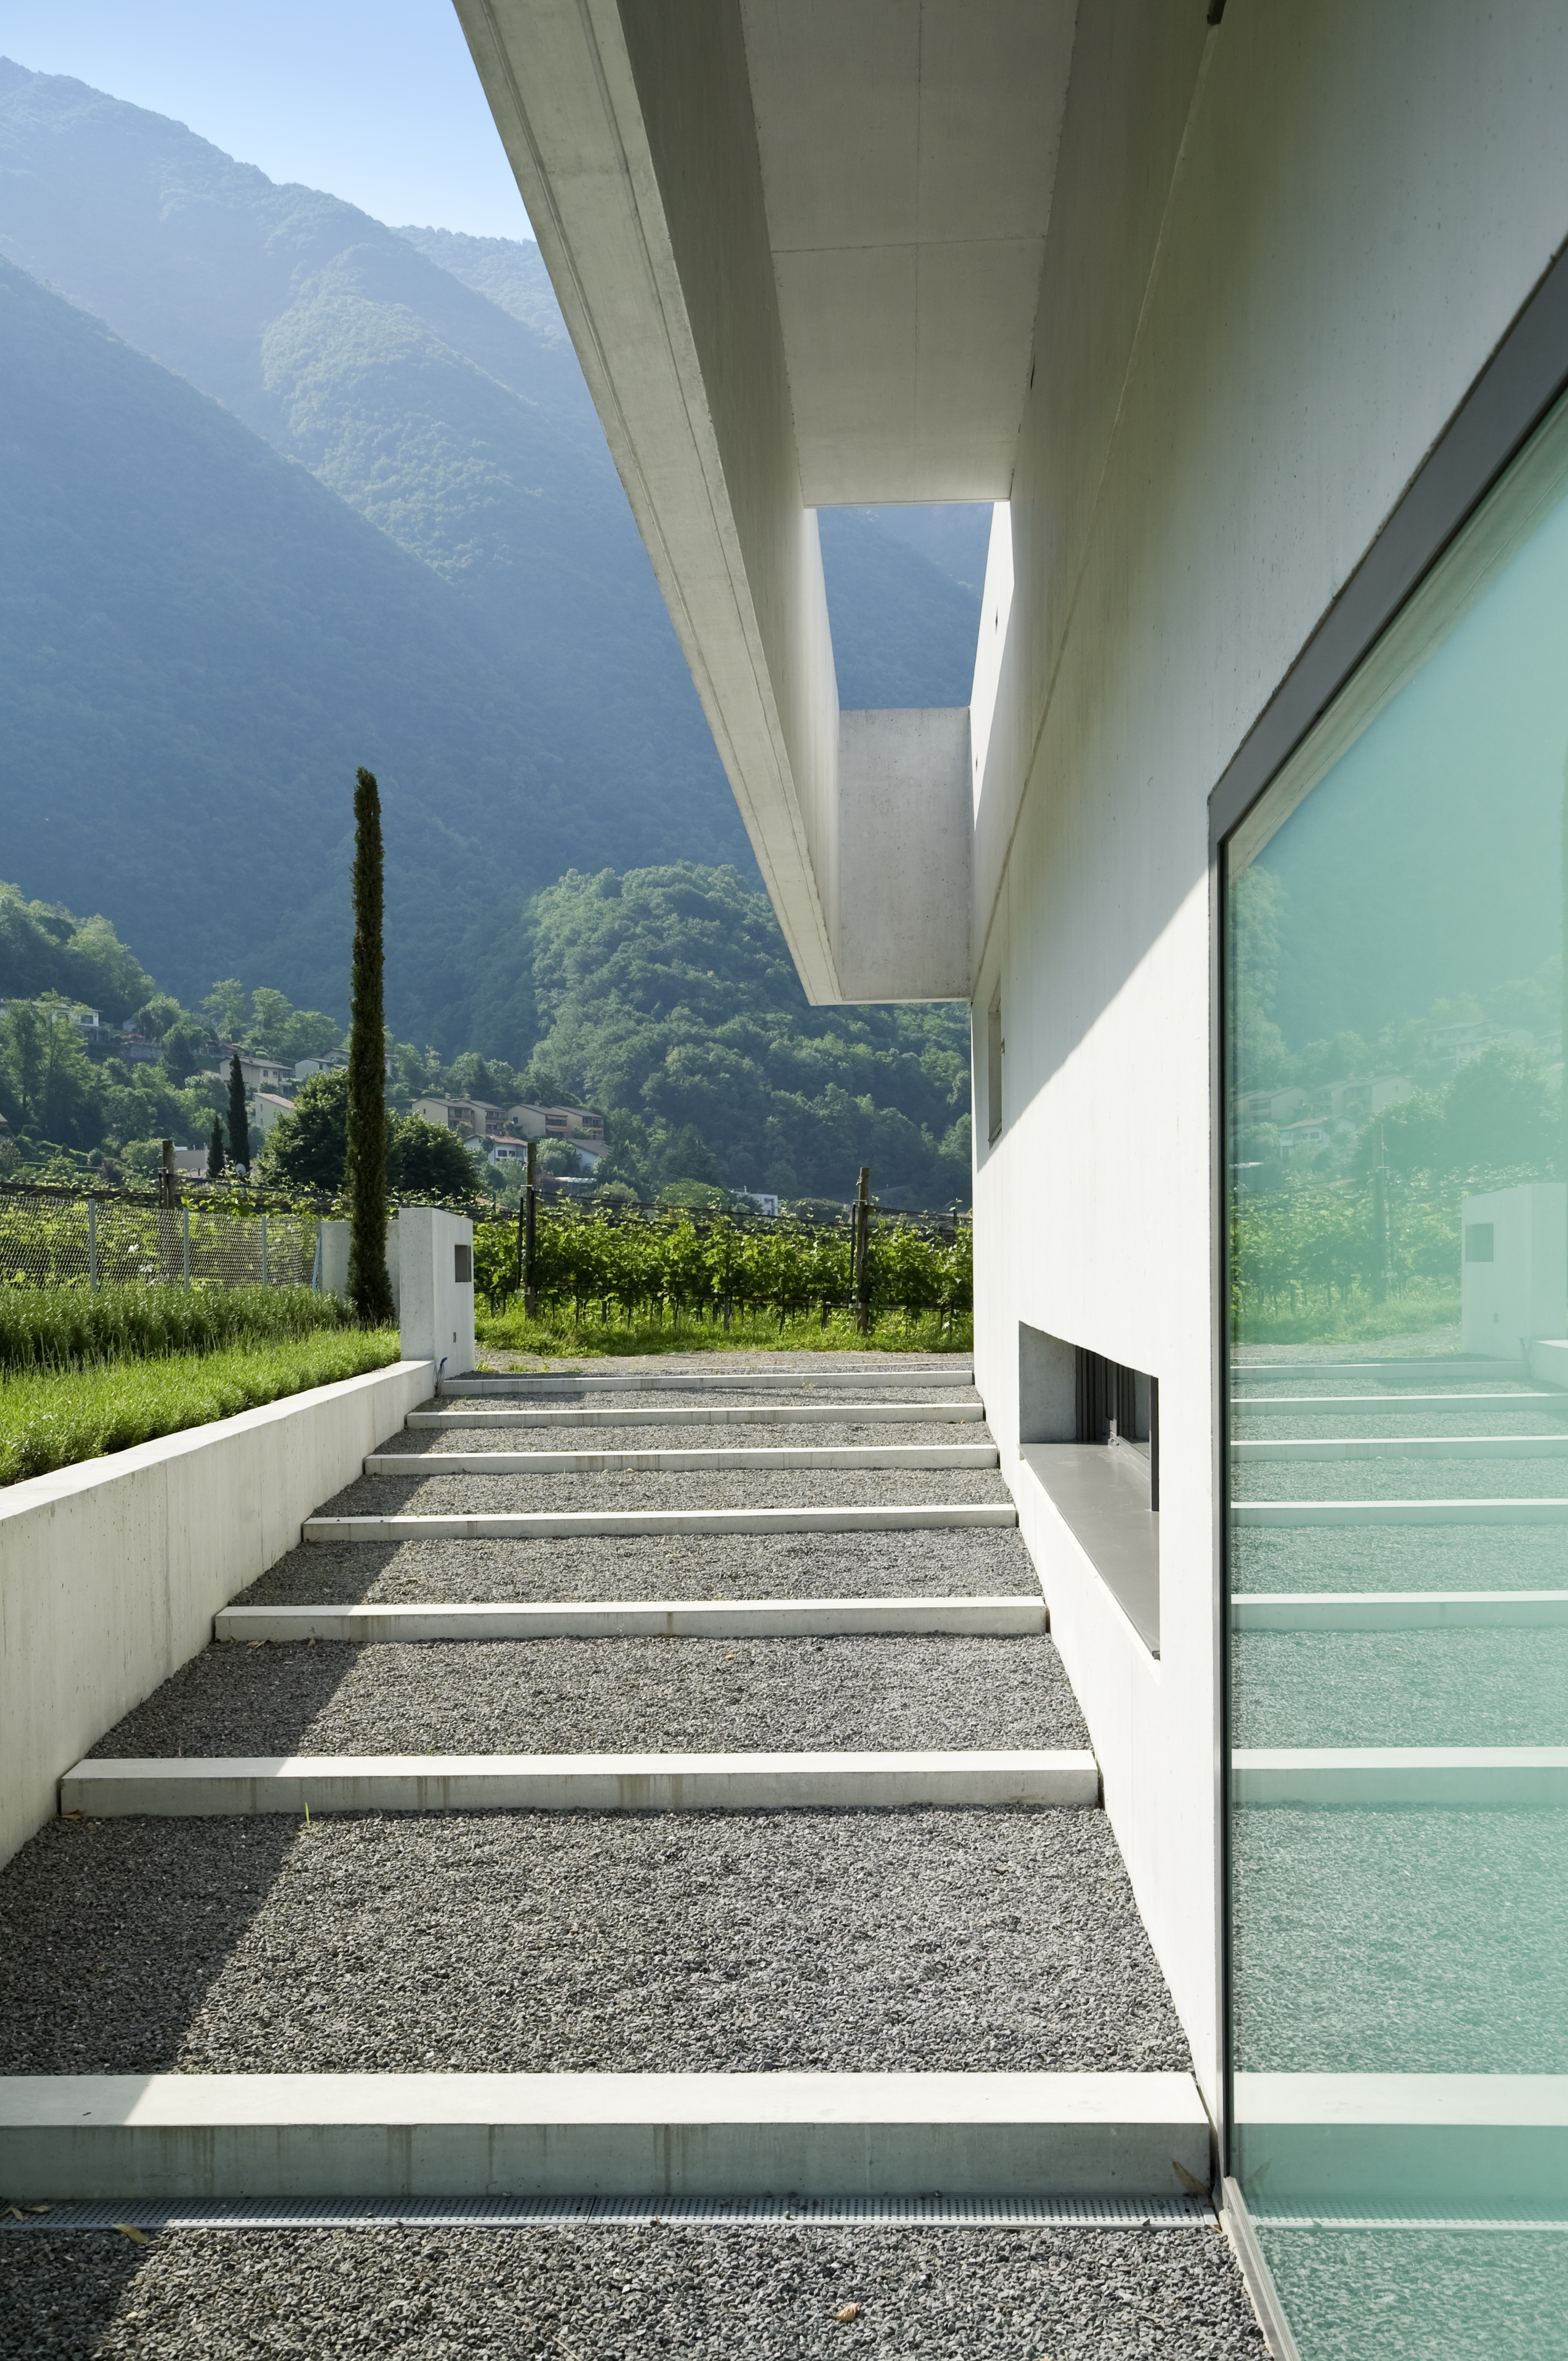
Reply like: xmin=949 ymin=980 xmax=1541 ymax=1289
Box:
xmin=0 ymin=1328 xmax=402 ymax=1486
xmin=475 ymin=1304 xmax=973 ymax=1361
xmin=1232 ymin=1288 xmax=1461 ymax=1349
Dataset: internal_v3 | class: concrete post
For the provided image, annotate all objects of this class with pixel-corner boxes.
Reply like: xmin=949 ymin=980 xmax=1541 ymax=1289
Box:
xmin=396 ymin=1206 xmax=474 ymax=1378
xmin=1460 ymin=1182 xmax=1568 ymax=1356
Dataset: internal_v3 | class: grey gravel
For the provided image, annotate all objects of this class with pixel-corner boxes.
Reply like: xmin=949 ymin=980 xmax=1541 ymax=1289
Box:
xmin=241 ymin=1527 xmax=1043 ymax=1606
xmin=437 ymin=1385 xmax=982 ymax=1411
xmin=1259 ymin=2222 xmax=1566 ymax=2361
xmin=377 ymin=1418 xmax=994 ymax=1454
xmin=90 ymin=1633 xmax=1087 ymax=1759
xmin=1234 ymin=1454 xmax=1568 ymax=1502
xmin=0 ymin=1807 xmax=1181 ymax=2075
xmin=318 ymin=1467 xmax=1011 ymax=1516
xmin=0 ymin=2222 xmax=1267 ymax=2360
xmin=1231 ymin=1627 xmax=1568 ymax=1746
xmin=1232 ymin=1804 xmax=1568 ymax=2072
xmin=1230 ymin=1521 xmax=1568 ymax=1594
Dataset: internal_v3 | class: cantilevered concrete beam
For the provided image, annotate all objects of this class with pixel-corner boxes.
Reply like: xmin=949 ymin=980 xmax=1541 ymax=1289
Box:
xmin=453 ymin=2 xmax=1061 ymax=1003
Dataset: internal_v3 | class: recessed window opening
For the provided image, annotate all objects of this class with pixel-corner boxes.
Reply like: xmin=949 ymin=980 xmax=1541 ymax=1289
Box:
xmin=1017 ymin=1321 xmax=1160 ymax=1651
xmin=986 ymin=989 xmax=1003 ymax=1144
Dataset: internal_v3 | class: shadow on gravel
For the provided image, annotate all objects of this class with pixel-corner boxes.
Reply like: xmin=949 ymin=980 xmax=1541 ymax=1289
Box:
xmin=0 ymin=2233 xmax=145 ymax=2358
xmin=0 ymin=1817 xmax=300 ymax=2073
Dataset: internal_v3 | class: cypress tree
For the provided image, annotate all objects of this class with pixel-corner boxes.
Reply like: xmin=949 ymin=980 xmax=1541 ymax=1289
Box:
xmin=227 ymin=1053 xmax=250 ymax=1172
xmin=346 ymin=766 xmax=395 ymax=1324
xmin=206 ymin=1115 xmax=226 ymax=1180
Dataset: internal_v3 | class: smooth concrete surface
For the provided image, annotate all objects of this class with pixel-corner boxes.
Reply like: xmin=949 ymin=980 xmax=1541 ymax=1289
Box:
xmin=1231 ymin=1748 xmax=1568 ymax=1806
xmin=409 ymin=1401 xmax=987 ymax=1430
xmin=1460 ymin=1183 xmax=1567 ymax=1356
xmin=834 ymin=708 xmax=971 ymax=1000
xmin=398 ymin=1206 xmax=475 ymax=1379
xmin=61 ymin=1750 xmax=1101 ymax=1817
xmin=439 ymin=1369 xmax=973 ymax=1395
xmin=0 ymin=1361 xmax=433 ymax=1872
xmin=1233 ymin=1499 xmax=1568 ymax=1527
xmin=1019 ymin=1447 xmax=1159 ymax=1656
xmin=0 ymin=2069 xmax=1207 ymax=2201
xmin=319 ymin=1218 xmax=401 ymax=1316
xmin=1232 ymin=1434 xmax=1568 ymax=1461
xmin=1235 ymin=1391 xmax=1567 ymax=1414
xmin=214 ymin=1596 xmax=1048 ymax=1642
xmin=364 ymin=1444 xmax=999 ymax=1475
xmin=1232 ymin=2073 xmax=1568 ymax=2209
xmin=1529 ymin=1339 xmax=1568 ymax=1388
xmin=1232 ymin=1591 xmax=1568 ymax=1631
xmin=1231 ymin=1362 xmax=1528 ymax=1385
xmin=303 ymin=1504 xmax=1019 ymax=1542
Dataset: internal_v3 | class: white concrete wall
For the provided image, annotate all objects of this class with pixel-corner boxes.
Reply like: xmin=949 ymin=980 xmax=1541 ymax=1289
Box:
xmin=0 ymin=1361 xmax=433 ymax=1870
xmin=1461 ymin=1184 xmax=1567 ymax=1356
xmin=397 ymin=1206 xmax=475 ymax=1378
xmin=971 ymin=0 xmax=1568 ymax=2119
xmin=835 ymin=709 xmax=971 ymax=1002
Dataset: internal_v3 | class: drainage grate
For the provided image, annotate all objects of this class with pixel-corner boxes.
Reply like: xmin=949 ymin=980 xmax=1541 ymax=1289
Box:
xmin=1 ymin=2193 xmax=1213 ymax=2233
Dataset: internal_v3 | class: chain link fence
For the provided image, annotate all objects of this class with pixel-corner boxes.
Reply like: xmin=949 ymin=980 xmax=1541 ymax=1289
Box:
xmin=0 ymin=1186 xmax=321 ymax=1293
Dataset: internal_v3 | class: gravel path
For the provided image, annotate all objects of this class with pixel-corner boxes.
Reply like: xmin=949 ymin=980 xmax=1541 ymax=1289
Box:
xmin=377 ymin=1419 xmax=994 ymax=1454
xmin=1230 ymin=1522 xmax=1568 ymax=1594
xmin=1232 ymin=1804 xmax=1568 ymax=2073
xmin=1259 ymin=2223 xmax=1565 ymax=2361
xmin=0 ymin=1806 xmax=1179 ymax=2076
xmin=240 ymin=1527 xmax=1043 ymax=1606
xmin=319 ymin=1467 xmax=1012 ymax=1516
xmin=1233 ymin=1454 xmax=1568 ymax=1502
xmin=0 ymin=2222 xmax=1267 ymax=2361
xmin=439 ymin=1385 xmax=982 ymax=1411
xmin=90 ymin=1633 xmax=1086 ymax=1759
xmin=1231 ymin=1627 xmax=1568 ymax=1746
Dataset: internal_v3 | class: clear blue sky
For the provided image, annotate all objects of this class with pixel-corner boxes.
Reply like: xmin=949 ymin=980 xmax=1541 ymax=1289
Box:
xmin=0 ymin=0 xmax=534 ymax=239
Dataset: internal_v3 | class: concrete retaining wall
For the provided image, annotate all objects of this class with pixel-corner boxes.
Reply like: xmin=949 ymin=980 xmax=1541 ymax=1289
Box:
xmin=0 ymin=1359 xmax=433 ymax=1870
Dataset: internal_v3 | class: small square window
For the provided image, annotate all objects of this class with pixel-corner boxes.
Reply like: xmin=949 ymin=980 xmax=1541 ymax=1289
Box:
xmin=1464 ymin=1223 xmax=1495 ymax=1263
xmin=453 ymin=1243 xmax=473 ymax=1283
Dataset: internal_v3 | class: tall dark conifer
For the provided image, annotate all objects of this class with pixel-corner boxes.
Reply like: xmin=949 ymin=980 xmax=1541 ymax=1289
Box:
xmin=227 ymin=1053 xmax=250 ymax=1172
xmin=206 ymin=1116 xmax=226 ymax=1180
xmin=347 ymin=766 xmax=395 ymax=1324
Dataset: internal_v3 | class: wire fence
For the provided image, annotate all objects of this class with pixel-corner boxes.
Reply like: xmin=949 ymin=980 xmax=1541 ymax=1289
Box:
xmin=0 ymin=1185 xmax=320 ymax=1293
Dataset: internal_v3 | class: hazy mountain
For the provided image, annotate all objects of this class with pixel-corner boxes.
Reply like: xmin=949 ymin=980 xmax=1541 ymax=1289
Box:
xmin=0 ymin=56 xmax=988 ymax=1052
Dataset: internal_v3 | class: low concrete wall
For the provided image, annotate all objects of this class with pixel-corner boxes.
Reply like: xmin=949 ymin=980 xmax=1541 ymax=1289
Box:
xmin=0 ymin=1359 xmax=433 ymax=1870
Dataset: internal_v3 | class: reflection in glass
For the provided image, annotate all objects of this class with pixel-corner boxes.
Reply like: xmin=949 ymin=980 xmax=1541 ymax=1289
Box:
xmin=1225 ymin=396 xmax=1568 ymax=2354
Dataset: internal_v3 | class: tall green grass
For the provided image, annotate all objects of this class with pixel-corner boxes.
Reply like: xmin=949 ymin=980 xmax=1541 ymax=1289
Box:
xmin=475 ymin=1301 xmax=972 ymax=1359
xmin=0 ymin=1330 xmax=402 ymax=1486
xmin=0 ymin=1283 xmax=356 ymax=1377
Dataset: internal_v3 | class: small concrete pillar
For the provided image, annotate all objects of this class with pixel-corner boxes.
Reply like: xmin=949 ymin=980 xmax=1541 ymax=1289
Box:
xmin=396 ymin=1205 xmax=474 ymax=1378
xmin=317 ymin=1219 xmax=400 ymax=1316
xmin=1460 ymin=1182 xmax=1566 ymax=1357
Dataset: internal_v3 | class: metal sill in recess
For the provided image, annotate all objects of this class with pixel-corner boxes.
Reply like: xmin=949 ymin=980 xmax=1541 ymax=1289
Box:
xmin=1019 ymin=1442 xmax=1161 ymax=1655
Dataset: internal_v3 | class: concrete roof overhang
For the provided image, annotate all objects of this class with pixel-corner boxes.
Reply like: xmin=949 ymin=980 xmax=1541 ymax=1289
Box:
xmin=453 ymin=1 xmax=1075 ymax=1000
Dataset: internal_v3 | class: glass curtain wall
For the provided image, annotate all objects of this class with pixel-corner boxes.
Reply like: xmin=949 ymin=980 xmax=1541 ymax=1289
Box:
xmin=1225 ymin=392 xmax=1568 ymax=2357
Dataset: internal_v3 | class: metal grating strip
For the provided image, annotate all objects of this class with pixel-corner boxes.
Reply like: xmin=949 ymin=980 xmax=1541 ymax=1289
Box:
xmin=1 ymin=2194 xmax=1213 ymax=2233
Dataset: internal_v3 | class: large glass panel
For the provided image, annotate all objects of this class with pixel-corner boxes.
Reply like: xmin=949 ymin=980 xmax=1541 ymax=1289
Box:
xmin=1225 ymin=395 xmax=1568 ymax=2356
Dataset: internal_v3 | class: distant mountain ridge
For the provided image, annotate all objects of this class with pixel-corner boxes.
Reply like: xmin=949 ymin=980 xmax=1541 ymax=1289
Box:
xmin=0 ymin=56 xmax=987 ymax=1051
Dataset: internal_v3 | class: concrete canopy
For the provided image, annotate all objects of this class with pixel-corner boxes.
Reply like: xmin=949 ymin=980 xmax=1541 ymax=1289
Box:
xmin=454 ymin=1 xmax=1074 ymax=1000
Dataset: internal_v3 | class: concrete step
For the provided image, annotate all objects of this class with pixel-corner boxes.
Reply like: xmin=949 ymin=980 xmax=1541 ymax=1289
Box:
xmin=215 ymin=1595 xmax=1048 ymax=1642
xmin=1231 ymin=2071 xmax=1568 ymax=2212
xmin=1232 ymin=1746 xmax=1568 ymax=1803
xmin=409 ymin=1401 xmax=987 ymax=1431
xmin=61 ymin=1748 xmax=1099 ymax=1815
xmin=442 ymin=1368 xmax=974 ymax=1396
xmin=367 ymin=1443 xmax=1000 ymax=1475
xmin=1233 ymin=1499 xmax=1568 ymax=1526
xmin=1233 ymin=1591 xmax=1568 ymax=1631
xmin=0 ymin=2069 xmax=1206 ymax=2203
xmin=1233 ymin=1434 xmax=1568 ymax=1462
xmin=1230 ymin=1361 xmax=1529 ymax=1386
xmin=304 ymin=1503 xmax=1020 ymax=1542
xmin=1236 ymin=1392 xmax=1565 ymax=1415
